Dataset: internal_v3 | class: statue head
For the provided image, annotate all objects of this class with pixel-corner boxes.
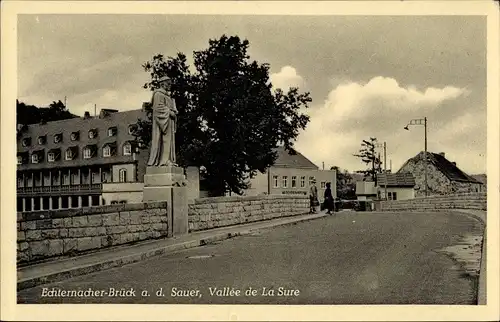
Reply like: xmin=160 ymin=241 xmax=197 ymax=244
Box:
xmin=159 ymin=75 xmax=172 ymax=91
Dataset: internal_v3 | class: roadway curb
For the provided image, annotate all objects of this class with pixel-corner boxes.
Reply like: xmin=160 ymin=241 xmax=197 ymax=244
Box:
xmin=17 ymin=213 xmax=327 ymax=291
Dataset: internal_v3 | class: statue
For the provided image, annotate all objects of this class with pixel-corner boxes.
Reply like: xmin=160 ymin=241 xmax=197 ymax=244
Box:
xmin=147 ymin=75 xmax=178 ymax=167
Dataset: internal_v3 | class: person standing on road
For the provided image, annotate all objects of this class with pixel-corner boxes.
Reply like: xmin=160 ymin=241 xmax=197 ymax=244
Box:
xmin=309 ymin=179 xmax=319 ymax=213
xmin=324 ymin=182 xmax=334 ymax=215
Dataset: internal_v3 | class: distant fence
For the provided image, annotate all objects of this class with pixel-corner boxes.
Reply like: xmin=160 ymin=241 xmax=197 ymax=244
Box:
xmin=188 ymin=195 xmax=309 ymax=231
xmin=377 ymin=192 xmax=487 ymax=212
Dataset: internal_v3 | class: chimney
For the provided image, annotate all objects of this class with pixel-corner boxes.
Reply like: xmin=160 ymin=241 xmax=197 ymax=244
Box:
xmin=439 ymin=152 xmax=445 ymax=158
xmin=83 ymin=111 xmax=91 ymax=119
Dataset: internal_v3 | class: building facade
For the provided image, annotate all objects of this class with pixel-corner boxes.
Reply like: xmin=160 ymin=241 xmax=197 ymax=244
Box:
xmin=243 ymin=147 xmax=337 ymax=202
xmin=16 ymin=109 xmax=149 ymax=212
xmin=397 ymin=151 xmax=484 ymax=197
xmin=376 ymin=172 xmax=416 ymax=201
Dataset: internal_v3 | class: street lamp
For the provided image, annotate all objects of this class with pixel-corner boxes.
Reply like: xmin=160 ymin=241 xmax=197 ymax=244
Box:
xmin=404 ymin=117 xmax=428 ymax=197
xmin=374 ymin=141 xmax=388 ymax=200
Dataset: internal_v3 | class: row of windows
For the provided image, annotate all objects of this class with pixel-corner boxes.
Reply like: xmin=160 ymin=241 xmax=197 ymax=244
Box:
xmin=20 ymin=125 xmax=137 ymax=147
xmin=17 ymin=143 xmax=134 ymax=165
xmin=17 ymin=168 xmax=129 ymax=185
xmin=272 ymin=176 xmax=329 ymax=189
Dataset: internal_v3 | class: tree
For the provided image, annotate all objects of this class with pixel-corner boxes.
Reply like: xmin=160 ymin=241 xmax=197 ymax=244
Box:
xmin=330 ymin=166 xmax=356 ymax=200
xmin=135 ymin=35 xmax=312 ymax=196
xmin=353 ymin=137 xmax=382 ymax=183
xmin=16 ymin=99 xmax=76 ymax=126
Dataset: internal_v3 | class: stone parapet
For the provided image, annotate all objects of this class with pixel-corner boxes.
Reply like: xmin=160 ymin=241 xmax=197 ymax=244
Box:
xmin=188 ymin=195 xmax=309 ymax=231
xmin=17 ymin=202 xmax=169 ymax=265
xmin=378 ymin=192 xmax=487 ymax=212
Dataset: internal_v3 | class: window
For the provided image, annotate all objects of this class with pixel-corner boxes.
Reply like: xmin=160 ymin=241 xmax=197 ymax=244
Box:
xmin=119 ymin=169 xmax=127 ymax=183
xmin=108 ymin=127 xmax=117 ymax=137
xmin=54 ymin=133 xmax=62 ymax=143
xmin=48 ymin=152 xmax=55 ymax=162
xmin=70 ymin=131 xmax=79 ymax=141
xmin=17 ymin=156 xmax=22 ymax=165
xmin=22 ymin=138 xmax=31 ymax=147
xmin=65 ymin=149 xmax=74 ymax=160
xmin=291 ymin=176 xmax=297 ymax=188
xmin=88 ymin=129 xmax=97 ymax=139
xmin=103 ymin=146 xmax=111 ymax=157
xmin=282 ymin=176 xmax=288 ymax=188
xmin=17 ymin=177 xmax=23 ymax=187
xmin=300 ymin=176 xmax=306 ymax=187
xmin=92 ymin=172 xmax=99 ymax=183
xmin=123 ymin=143 xmax=132 ymax=156
xmin=273 ymin=175 xmax=278 ymax=188
xmin=309 ymin=176 xmax=315 ymax=186
xmin=321 ymin=182 xmax=326 ymax=189
xmin=31 ymin=153 xmax=39 ymax=164
xmin=83 ymin=147 xmax=92 ymax=159
xmin=388 ymin=192 xmax=398 ymax=201
xmin=38 ymin=136 xmax=46 ymax=145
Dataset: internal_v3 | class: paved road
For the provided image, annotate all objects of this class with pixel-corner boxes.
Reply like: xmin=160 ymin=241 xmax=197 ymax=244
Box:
xmin=18 ymin=211 xmax=483 ymax=304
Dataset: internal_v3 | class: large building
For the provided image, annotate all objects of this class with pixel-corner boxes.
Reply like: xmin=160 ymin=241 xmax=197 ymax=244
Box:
xmin=397 ymin=151 xmax=484 ymax=197
xmin=16 ymin=108 xmax=148 ymax=212
xmin=243 ymin=146 xmax=337 ymax=202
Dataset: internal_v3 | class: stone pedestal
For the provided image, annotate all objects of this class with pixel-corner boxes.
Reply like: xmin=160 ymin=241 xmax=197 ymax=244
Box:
xmin=143 ymin=166 xmax=188 ymax=236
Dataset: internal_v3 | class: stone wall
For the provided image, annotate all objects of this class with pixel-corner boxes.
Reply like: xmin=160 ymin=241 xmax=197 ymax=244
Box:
xmin=378 ymin=192 xmax=487 ymax=212
xmin=17 ymin=202 xmax=169 ymax=265
xmin=188 ymin=195 xmax=309 ymax=231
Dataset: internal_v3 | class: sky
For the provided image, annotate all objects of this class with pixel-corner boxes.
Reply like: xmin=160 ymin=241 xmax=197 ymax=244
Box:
xmin=17 ymin=14 xmax=487 ymax=175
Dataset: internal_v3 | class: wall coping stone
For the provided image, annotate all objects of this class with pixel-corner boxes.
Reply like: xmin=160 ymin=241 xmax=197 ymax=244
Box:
xmin=193 ymin=194 xmax=307 ymax=204
xmin=18 ymin=201 xmax=168 ymax=222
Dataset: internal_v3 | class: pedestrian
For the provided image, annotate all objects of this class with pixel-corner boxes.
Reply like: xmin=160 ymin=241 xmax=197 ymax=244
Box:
xmin=309 ymin=179 xmax=319 ymax=213
xmin=324 ymin=182 xmax=334 ymax=215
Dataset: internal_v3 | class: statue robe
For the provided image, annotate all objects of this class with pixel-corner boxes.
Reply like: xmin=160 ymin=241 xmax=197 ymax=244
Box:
xmin=147 ymin=88 xmax=177 ymax=166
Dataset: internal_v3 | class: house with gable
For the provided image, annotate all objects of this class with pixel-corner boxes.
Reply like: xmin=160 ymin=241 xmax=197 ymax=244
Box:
xmin=397 ymin=151 xmax=484 ymax=197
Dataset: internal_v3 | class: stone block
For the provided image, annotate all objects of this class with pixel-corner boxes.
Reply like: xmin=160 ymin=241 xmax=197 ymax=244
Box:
xmin=17 ymin=231 xmax=26 ymax=242
xmin=101 ymin=235 xmax=113 ymax=247
xmin=60 ymin=229 xmax=69 ymax=238
xmin=77 ymin=237 xmax=100 ymax=251
xmin=119 ymin=212 xmax=131 ymax=225
xmin=31 ymin=240 xmax=49 ymax=256
xmin=106 ymin=226 xmax=127 ymax=235
xmin=63 ymin=217 xmax=73 ymax=228
xmin=63 ymin=238 xmax=78 ymax=253
xmin=129 ymin=212 xmax=142 ymax=225
xmin=152 ymin=223 xmax=163 ymax=231
xmin=96 ymin=227 xmax=107 ymax=235
xmin=83 ymin=227 xmax=99 ymax=236
xmin=87 ymin=215 xmax=103 ymax=227
xmin=73 ymin=216 xmax=88 ymax=228
xmin=22 ymin=221 xmax=36 ymax=230
xmin=25 ymin=230 xmax=42 ymax=241
xmin=35 ymin=219 xmax=53 ymax=230
xmin=41 ymin=229 xmax=60 ymax=239
xmin=17 ymin=251 xmax=30 ymax=262
xmin=139 ymin=232 xmax=148 ymax=240
xmin=68 ymin=228 xmax=88 ymax=238
xmin=52 ymin=218 xmax=64 ymax=228
xmin=47 ymin=239 xmax=64 ymax=256
xmin=19 ymin=242 xmax=29 ymax=251
xmin=103 ymin=213 xmax=120 ymax=226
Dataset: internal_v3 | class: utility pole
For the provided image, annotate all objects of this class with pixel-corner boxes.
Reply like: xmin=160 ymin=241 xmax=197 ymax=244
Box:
xmin=94 ymin=104 xmax=97 ymax=117
xmin=383 ymin=142 xmax=387 ymax=200
xmin=404 ymin=117 xmax=428 ymax=197
xmin=64 ymin=96 xmax=67 ymax=108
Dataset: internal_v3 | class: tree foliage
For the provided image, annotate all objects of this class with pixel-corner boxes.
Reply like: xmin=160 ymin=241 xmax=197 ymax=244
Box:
xmin=16 ymin=99 xmax=76 ymax=126
xmin=330 ymin=166 xmax=356 ymax=200
xmin=352 ymin=137 xmax=382 ymax=183
xmin=135 ymin=35 xmax=312 ymax=196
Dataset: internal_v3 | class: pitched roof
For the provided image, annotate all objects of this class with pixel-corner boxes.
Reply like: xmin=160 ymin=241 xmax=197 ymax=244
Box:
xmin=398 ymin=151 xmax=482 ymax=184
xmin=377 ymin=172 xmax=416 ymax=187
xmin=272 ymin=146 xmax=319 ymax=169
xmin=17 ymin=109 xmax=146 ymax=170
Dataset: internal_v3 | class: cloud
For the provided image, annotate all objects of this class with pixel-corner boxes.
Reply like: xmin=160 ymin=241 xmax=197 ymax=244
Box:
xmin=270 ymin=66 xmax=305 ymax=90
xmin=295 ymin=76 xmax=484 ymax=175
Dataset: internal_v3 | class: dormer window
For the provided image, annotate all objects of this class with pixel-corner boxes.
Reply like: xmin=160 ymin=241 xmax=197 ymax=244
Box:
xmin=17 ymin=152 xmax=28 ymax=165
xmin=17 ymin=156 xmax=22 ymax=165
xmin=48 ymin=152 xmax=55 ymax=162
xmin=38 ymin=135 xmax=46 ymax=145
xmin=108 ymin=127 xmax=117 ymax=137
xmin=123 ymin=142 xmax=132 ymax=156
xmin=65 ymin=147 xmax=77 ymax=160
xmin=103 ymin=146 xmax=111 ymax=157
xmin=31 ymin=154 xmax=39 ymax=163
xmin=70 ymin=131 xmax=80 ymax=141
xmin=54 ymin=133 xmax=63 ymax=143
xmin=22 ymin=137 xmax=31 ymax=147
xmin=83 ymin=145 xmax=97 ymax=159
xmin=88 ymin=129 xmax=98 ymax=139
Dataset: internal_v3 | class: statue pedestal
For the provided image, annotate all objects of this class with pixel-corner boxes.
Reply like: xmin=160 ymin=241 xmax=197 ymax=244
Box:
xmin=143 ymin=166 xmax=188 ymax=236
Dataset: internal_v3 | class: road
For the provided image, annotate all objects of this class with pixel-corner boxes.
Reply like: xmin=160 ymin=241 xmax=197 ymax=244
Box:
xmin=18 ymin=211 xmax=483 ymax=304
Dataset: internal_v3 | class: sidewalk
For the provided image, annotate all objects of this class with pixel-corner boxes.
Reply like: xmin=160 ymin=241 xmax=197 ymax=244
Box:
xmin=18 ymin=212 xmax=327 ymax=291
